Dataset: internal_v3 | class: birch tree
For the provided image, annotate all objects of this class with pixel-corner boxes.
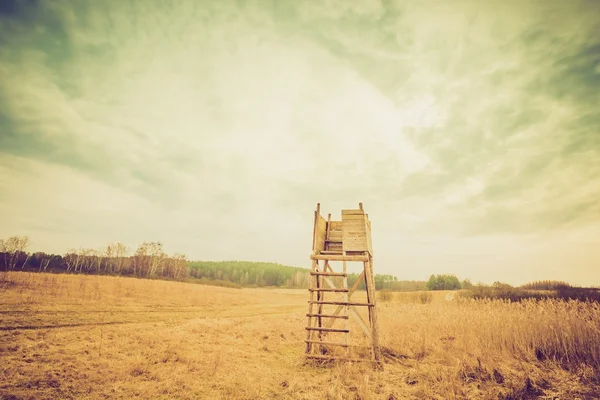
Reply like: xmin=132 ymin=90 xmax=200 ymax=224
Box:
xmin=64 ymin=249 xmax=82 ymax=273
xmin=0 ymin=236 xmax=30 ymax=271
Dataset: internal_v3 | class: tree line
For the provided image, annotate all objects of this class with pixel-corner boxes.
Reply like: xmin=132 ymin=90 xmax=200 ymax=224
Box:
xmin=2 ymin=235 xmax=490 ymax=291
xmin=1 ymin=236 xmax=187 ymax=280
xmin=520 ymin=280 xmax=571 ymax=290
xmin=188 ymin=261 xmax=310 ymax=288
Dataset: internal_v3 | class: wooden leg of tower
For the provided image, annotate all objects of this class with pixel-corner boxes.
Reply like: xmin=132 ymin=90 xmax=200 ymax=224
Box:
xmin=305 ymin=259 xmax=318 ymax=354
xmin=317 ymin=261 xmax=324 ymax=352
xmin=364 ymin=257 xmax=382 ymax=366
xmin=343 ymin=259 xmax=349 ymax=357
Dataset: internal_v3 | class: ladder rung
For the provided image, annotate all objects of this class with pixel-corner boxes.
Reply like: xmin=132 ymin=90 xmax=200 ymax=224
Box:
xmin=311 ymin=254 xmax=369 ymax=261
xmin=310 ymin=272 xmax=347 ymax=277
xmin=305 ymin=340 xmax=349 ymax=347
xmin=324 ymin=240 xmax=342 ymax=243
xmin=305 ymin=354 xmax=372 ymax=363
xmin=309 ymin=301 xmax=374 ymax=306
xmin=306 ymin=313 xmax=349 ymax=319
xmin=319 ymin=250 xmax=343 ymax=254
xmin=308 ymin=288 xmax=349 ymax=292
xmin=305 ymin=327 xmax=349 ymax=333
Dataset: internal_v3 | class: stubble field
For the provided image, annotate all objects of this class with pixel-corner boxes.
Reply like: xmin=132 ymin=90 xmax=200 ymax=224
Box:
xmin=1 ymin=272 xmax=599 ymax=399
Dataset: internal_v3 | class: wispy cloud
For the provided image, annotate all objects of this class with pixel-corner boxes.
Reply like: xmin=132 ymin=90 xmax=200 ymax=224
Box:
xmin=0 ymin=0 xmax=598 ymax=285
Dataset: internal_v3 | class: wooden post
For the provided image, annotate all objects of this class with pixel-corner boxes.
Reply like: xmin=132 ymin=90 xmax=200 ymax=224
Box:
xmin=364 ymin=257 xmax=382 ymax=364
xmin=317 ymin=260 xmax=323 ymax=350
xmin=343 ymin=258 xmax=349 ymax=357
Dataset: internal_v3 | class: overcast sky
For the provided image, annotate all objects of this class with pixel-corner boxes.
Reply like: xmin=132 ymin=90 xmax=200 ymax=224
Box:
xmin=1 ymin=0 xmax=598 ymax=286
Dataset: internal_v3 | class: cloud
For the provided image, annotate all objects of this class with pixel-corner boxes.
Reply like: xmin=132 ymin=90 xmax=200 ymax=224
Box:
xmin=0 ymin=0 xmax=598 ymax=285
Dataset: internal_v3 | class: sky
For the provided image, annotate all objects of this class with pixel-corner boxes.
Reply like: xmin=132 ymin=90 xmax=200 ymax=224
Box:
xmin=0 ymin=0 xmax=599 ymax=286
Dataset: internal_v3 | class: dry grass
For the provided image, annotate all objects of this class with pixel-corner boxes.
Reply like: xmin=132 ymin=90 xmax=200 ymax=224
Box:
xmin=1 ymin=272 xmax=599 ymax=399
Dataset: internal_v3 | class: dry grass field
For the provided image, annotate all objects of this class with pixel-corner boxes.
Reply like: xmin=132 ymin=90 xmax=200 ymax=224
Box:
xmin=1 ymin=272 xmax=599 ymax=399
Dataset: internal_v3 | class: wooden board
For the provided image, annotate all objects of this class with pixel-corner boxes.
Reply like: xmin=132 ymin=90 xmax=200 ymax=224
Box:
xmin=328 ymin=231 xmax=343 ymax=240
xmin=342 ymin=212 xmax=368 ymax=252
xmin=329 ymin=221 xmax=342 ymax=231
xmin=314 ymin=215 xmax=327 ymax=253
xmin=341 ymin=209 xmax=365 ymax=215
xmin=326 ymin=243 xmax=343 ymax=252
xmin=365 ymin=218 xmax=373 ymax=255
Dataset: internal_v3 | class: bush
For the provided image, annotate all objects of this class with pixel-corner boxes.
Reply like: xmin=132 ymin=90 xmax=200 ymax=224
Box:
xmin=378 ymin=290 xmax=394 ymax=302
xmin=459 ymin=285 xmax=600 ymax=303
xmin=419 ymin=292 xmax=432 ymax=304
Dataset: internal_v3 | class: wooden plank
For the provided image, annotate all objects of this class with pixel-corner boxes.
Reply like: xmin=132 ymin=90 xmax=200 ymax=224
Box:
xmin=310 ymin=271 xmax=347 ymax=277
xmin=305 ymin=340 xmax=350 ymax=347
xmin=311 ymin=210 xmax=318 ymax=253
xmin=344 ymin=225 xmax=366 ymax=231
xmin=344 ymin=242 xmax=367 ymax=249
xmin=343 ymin=213 xmax=368 ymax=252
xmin=306 ymin=327 xmax=349 ymax=333
xmin=363 ymin=258 xmax=382 ymax=364
xmin=343 ymin=236 xmax=367 ymax=241
xmin=342 ymin=215 xmax=367 ymax=221
xmin=310 ymin=254 xmax=369 ymax=261
xmin=343 ymin=219 xmax=366 ymax=224
xmin=343 ymin=243 xmax=368 ymax=252
xmin=309 ymin=301 xmax=374 ymax=306
xmin=309 ymin=288 xmax=349 ymax=293
xmin=306 ymin=314 xmax=349 ymax=319
xmin=319 ymin=250 xmax=343 ymax=255
xmin=366 ymin=220 xmax=373 ymax=256
xmin=317 ymin=260 xmax=325 ymax=342
xmin=306 ymin=354 xmax=373 ymax=362
xmin=343 ymin=235 xmax=366 ymax=241
xmin=329 ymin=221 xmax=342 ymax=230
xmin=305 ymin=354 xmax=370 ymax=363
xmin=363 ymin=215 xmax=373 ymax=256
xmin=314 ymin=215 xmax=327 ymax=253
xmin=341 ymin=210 xmax=365 ymax=215
xmin=344 ymin=238 xmax=367 ymax=245
xmin=305 ymin=259 xmax=318 ymax=354
xmin=345 ymin=231 xmax=367 ymax=236
xmin=343 ymin=234 xmax=366 ymax=240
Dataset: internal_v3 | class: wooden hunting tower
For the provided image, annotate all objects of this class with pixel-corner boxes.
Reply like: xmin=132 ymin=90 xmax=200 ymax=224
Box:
xmin=305 ymin=203 xmax=382 ymax=365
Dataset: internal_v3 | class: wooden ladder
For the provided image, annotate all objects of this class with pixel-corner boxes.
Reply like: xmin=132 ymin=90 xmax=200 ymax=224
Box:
xmin=305 ymin=258 xmax=351 ymax=358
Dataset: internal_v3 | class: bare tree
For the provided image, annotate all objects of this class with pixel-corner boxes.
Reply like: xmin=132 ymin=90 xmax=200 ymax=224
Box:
xmin=0 ymin=236 xmax=30 ymax=271
xmin=33 ymin=252 xmax=52 ymax=273
xmin=105 ymin=242 xmax=129 ymax=274
xmin=132 ymin=243 xmax=148 ymax=276
xmin=147 ymin=242 xmax=166 ymax=276
xmin=79 ymin=249 xmax=95 ymax=273
xmin=90 ymin=249 xmax=103 ymax=274
xmin=113 ymin=242 xmax=129 ymax=274
xmin=133 ymin=242 xmax=165 ymax=277
xmin=64 ymin=249 xmax=83 ymax=273
xmin=164 ymin=253 xmax=187 ymax=279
